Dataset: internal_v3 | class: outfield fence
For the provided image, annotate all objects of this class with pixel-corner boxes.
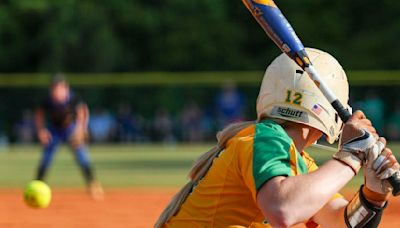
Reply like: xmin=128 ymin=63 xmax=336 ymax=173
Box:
xmin=1 ymin=71 xmax=399 ymax=143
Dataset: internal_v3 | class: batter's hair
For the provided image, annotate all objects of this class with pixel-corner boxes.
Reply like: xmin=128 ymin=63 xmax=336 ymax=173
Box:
xmin=154 ymin=121 xmax=255 ymax=228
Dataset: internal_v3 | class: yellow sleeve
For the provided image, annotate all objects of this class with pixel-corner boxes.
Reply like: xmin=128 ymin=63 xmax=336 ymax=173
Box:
xmin=235 ymin=132 xmax=259 ymax=201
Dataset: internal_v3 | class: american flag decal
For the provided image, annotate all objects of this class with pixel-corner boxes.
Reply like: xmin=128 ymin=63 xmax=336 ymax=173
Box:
xmin=312 ymin=104 xmax=322 ymax=115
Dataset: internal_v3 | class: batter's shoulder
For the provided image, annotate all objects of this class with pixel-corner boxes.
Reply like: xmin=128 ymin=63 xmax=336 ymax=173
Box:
xmin=254 ymin=120 xmax=292 ymax=146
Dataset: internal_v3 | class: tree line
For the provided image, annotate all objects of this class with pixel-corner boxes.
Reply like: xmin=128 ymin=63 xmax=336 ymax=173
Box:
xmin=0 ymin=0 xmax=398 ymax=72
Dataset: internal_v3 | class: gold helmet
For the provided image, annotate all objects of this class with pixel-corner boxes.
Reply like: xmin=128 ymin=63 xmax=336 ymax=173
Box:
xmin=256 ymin=48 xmax=349 ymax=144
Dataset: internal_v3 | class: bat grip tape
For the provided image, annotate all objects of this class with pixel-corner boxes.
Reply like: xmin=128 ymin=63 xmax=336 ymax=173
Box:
xmin=331 ymin=100 xmax=351 ymax=122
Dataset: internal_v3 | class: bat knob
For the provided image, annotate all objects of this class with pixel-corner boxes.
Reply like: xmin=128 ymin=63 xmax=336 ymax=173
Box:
xmin=388 ymin=171 xmax=400 ymax=196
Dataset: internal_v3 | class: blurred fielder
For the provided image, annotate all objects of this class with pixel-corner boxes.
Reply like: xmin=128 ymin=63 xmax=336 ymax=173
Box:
xmin=34 ymin=74 xmax=103 ymax=200
xmin=156 ymin=49 xmax=399 ymax=227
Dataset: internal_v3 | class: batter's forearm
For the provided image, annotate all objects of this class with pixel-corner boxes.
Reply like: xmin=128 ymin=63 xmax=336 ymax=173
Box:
xmin=313 ymin=198 xmax=348 ymax=228
xmin=257 ymin=159 xmax=354 ymax=226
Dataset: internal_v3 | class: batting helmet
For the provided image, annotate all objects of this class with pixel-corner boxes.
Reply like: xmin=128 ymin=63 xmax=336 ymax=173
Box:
xmin=257 ymin=48 xmax=350 ymax=144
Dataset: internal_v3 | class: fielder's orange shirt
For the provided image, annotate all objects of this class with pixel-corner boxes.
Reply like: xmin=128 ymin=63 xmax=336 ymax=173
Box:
xmin=165 ymin=120 xmax=342 ymax=227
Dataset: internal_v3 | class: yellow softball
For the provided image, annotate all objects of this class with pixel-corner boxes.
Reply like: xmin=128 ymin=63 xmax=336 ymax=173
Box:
xmin=24 ymin=180 xmax=52 ymax=209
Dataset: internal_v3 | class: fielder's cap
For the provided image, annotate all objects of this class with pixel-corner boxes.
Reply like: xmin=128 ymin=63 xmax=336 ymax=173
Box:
xmin=51 ymin=73 xmax=67 ymax=86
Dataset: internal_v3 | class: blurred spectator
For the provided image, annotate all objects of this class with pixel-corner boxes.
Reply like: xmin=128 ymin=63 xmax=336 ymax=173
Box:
xmin=386 ymin=103 xmax=400 ymax=140
xmin=214 ymin=81 xmax=245 ymax=128
xmin=89 ymin=107 xmax=116 ymax=142
xmin=153 ymin=108 xmax=175 ymax=142
xmin=200 ymin=110 xmax=215 ymax=141
xmin=13 ymin=109 xmax=36 ymax=144
xmin=0 ymin=118 xmax=9 ymax=150
xmin=357 ymin=90 xmax=385 ymax=134
xmin=116 ymin=103 xmax=139 ymax=142
xmin=181 ymin=101 xmax=206 ymax=142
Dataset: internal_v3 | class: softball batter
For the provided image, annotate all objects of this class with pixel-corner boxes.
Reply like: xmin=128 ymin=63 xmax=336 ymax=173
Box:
xmin=156 ymin=49 xmax=399 ymax=227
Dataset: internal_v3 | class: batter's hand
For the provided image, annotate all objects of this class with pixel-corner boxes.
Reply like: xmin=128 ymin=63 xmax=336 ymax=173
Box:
xmin=38 ymin=128 xmax=52 ymax=146
xmin=333 ymin=111 xmax=377 ymax=174
xmin=363 ymin=137 xmax=400 ymax=203
xmin=340 ymin=110 xmax=378 ymax=147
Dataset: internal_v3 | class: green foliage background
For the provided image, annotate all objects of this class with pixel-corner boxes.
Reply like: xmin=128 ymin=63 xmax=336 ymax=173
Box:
xmin=0 ymin=0 xmax=399 ymax=72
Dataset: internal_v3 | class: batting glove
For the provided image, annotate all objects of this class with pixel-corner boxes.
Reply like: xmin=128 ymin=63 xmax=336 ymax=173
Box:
xmin=333 ymin=111 xmax=377 ymax=174
xmin=363 ymin=137 xmax=400 ymax=202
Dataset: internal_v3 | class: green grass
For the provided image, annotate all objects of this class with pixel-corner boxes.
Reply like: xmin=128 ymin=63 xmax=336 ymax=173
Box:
xmin=0 ymin=143 xmax=399 ymax=189
xmin=0 ymin=144 xmax=210 ymax=188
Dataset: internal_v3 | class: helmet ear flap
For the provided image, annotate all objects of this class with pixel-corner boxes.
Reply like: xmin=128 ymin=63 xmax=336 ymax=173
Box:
xmin=256 ymin=48 xmax=349 ymax=144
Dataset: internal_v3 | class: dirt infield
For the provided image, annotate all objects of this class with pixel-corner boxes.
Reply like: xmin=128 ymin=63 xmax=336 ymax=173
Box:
xmin=1 ymin=188 xmax=399 ymax=227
